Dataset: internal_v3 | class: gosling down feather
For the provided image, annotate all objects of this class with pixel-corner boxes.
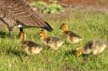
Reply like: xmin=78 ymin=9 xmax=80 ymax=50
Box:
xmin=59 ymin=23 xmax=82 ymax=44
xmin=76 ymin=40 xmax=107 ymax=56
xmin=39 ymin=29 xmax=64 ymax=50
xmin=19 ymin=29 xmax=43 ymax=55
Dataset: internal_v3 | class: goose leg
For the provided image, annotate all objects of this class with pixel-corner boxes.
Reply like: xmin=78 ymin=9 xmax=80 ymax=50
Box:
xmin=9 ymin=27 xmax=14 ymax=39
xmin=0 ymin=18 xmax=14 ymax=38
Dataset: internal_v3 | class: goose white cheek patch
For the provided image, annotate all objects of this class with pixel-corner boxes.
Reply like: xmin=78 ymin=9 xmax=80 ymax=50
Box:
xmin=17 ymin=24 xmax=23 ymax=27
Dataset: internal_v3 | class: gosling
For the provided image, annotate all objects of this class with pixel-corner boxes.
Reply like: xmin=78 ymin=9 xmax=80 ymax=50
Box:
xmin=19 ymin=28 xmax=43 ymax=55
xmin=39 ymin=29 xmax=64 ymax=50
xmin=59 ymin=23 xmax=82 ymax=44
xmin=75 ymin=40 xmax=107 ymax=56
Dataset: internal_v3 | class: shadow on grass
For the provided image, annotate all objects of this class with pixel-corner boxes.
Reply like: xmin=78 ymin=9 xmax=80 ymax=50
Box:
xmin=62 ymin=63 xmax=79 ymax=71
xmin=5 ymin=49 xmax=27 ymax=57
xmin=0 ymin=31 xmax=8 ymax=38
xmin=64 ymin=49 xmax=75 ymax=57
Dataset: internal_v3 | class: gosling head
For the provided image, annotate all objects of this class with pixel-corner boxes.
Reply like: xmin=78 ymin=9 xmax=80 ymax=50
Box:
xmin=39 ymin=29 xmax=47 ymax=40
xmin=75 ymin=47 xmax=84 ymax=56
xmin=59 ymin=23 xmax=68 ymax=32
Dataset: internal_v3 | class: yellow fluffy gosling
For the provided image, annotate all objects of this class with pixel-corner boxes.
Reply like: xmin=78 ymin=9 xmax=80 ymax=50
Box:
xmin=59 ymin=23 xmax=82 ymax=44
xmin=76 ymin=40 xmax=107 ymax=56
xmin=19 ymin=28 xmax=43 ymax=55
xmin=39 ymin=29 xmax=64 ymax=50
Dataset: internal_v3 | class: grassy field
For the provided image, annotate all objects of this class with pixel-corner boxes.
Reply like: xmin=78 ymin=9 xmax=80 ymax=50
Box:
xmin=0 ymin=8 xmax=108 ymax=71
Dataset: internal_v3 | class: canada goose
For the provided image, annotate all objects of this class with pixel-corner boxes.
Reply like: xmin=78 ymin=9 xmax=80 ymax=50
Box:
xmin=19 ymin=28 xmax=43 ymax=55
xmin=59 ymin=23 xmax=82 ymax=44
xmin=0 ymin=0 xmax=53 ymax=38
xmin=39 ymin=29 xmax=64 ymax=50
xmin=75 ymin=40 xmax=107 ymax=56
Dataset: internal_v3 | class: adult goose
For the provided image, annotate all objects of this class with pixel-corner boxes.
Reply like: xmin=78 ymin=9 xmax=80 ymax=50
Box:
xmin=0 ymin=0 xmax=53 ymax=38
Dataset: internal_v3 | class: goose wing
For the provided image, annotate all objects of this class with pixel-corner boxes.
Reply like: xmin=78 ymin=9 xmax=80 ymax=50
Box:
xmin=1 ymin=0 xmax=53 ymax=31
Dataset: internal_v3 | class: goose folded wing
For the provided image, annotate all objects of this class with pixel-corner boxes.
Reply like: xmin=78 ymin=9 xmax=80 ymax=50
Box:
xmin=7 ymin=0 xmax=53 ymax=31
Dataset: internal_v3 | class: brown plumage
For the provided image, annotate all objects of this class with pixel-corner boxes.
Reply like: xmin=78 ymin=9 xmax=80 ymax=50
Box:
xmin=75 ymin=40 xmax=107 ymax=56
xmin=19 ymin=29 xmax=43 ymax=55
xmin=39 ymin=29 xmax=64 ymax=50
xmin=59 ymin=23 xmax=82 ymax=44
xmin=0 ymin=0 xmax=53 ymax=38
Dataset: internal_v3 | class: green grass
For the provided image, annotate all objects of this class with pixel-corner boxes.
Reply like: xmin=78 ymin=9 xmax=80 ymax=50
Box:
xmin=0 ymin=9 xmax=108 ymax=71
